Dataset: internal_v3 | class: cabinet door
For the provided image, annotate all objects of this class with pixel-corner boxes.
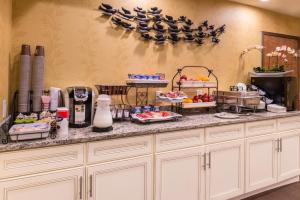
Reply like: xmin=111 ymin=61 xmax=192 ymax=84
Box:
xmin=278 ymin=130 xmax=300 ymax=182
xmin=245 ymin=134 xmax=278 ymax=192
xmin=87 ymin=156 xmax=152 ymax=200
xmin=0 ymin=168 xmax=84 ymax=200
xmin=155 ymin=147 xmax=205 ymax=200
xmin=206 ymin=140 xmax=244 ymax=200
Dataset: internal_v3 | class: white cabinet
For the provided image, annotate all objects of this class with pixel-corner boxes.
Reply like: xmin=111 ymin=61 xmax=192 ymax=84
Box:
xmin=278 ymin=130 xmax=300 ymax=182
xmin=205 ymin=124 xmax=244 ymax=144
xmin=155 ymin=147 xmax=206 ymax=200
xmin=156 ymin=129 xmax=204 ymax=153
xmin=245 ymin=134 xmax=278 ymax=192
xmin=87 ymin=156 xmax=152 ymax=200
xmin=206 ymin=140 xmax=244 ymax=200
xmin=0 ymin=144 xmax=84 ymax=179
xmin=2 ymin=117 xmax=300 ymax=200
xmin=246 ymin=130 xmax=300 ymax=193
xmin=0 ymin=168 xmax=84 ymax=200
xmin=155 ymin=140 xmax=244 ymax=200
xmin=245 ymin=120 xmax=277 ymax=137
xmin=87 ymin=136 xmax=153 ymax=164
xmin=277 ymin=116 xmax=300 ymax=131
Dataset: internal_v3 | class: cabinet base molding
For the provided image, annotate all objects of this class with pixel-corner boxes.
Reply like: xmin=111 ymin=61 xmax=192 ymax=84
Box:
xmin=231 ymin=176 xmax=300 ymax=200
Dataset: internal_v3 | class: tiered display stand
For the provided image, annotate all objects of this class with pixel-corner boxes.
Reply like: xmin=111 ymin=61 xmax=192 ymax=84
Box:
xmin=126 ymin=80 xmax=169 ymax=106
xmin=171 ymin=66 xmax=219 ymax=113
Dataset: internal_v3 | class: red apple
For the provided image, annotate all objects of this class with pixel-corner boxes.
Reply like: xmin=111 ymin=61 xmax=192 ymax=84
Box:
xmin=180 ymin=75 xmax=187 ymax=81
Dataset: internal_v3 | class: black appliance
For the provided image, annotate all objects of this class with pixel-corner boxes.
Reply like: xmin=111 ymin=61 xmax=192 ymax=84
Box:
xmin=67 ymin=87 xmax=94 ymax=128
xmin=251 ymin=76 xmax=297 ymax=111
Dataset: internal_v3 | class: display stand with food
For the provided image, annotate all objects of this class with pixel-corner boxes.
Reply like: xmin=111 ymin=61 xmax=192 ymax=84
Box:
xmin=126 ymin=73 xmax=169 ymax=106
xmin=171 ymin=66 xmax=219 ymax=113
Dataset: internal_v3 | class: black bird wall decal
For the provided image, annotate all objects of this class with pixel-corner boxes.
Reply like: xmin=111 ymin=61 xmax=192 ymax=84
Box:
xmin=168 ymin=34 xmax=181 ymax=43
xmin=185 ymin=19 xmax=193 ymax=26
xmin=201 ymin=20 xmax=209 ymax=30
xmin=99 ymin=3 xmax=117 ymax=15
xmin=98 ymin=3 xmax=226 ymax=46
xmin=134 ymin=7 xmax=145 ymax=13
xmin=117 ymin=8 xmax=135 ymax=20
xmin=212 ymin=37 xmax=220 ymax=44
xmin=141 ymin=33 xmax=152 ymax=40
xmin=178 ymin=16 xmax=187 ymax=23
xmin=148 ymin=7 xmax=162 ymax=15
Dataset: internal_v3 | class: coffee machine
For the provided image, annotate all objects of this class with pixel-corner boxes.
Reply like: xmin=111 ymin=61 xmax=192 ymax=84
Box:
xmin=66 ymin=87 xmax=94 ymax=128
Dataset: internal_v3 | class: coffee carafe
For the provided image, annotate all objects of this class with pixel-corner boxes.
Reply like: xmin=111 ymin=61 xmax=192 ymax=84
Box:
xmin=93 ymin=95 xmax=113 ymax=132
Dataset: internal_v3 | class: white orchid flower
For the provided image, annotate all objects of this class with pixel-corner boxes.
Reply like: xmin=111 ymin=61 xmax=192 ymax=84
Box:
xmin=289 ymin=49 xmax=296 ymax=54
xmin=276 ymin=47 xmax=281 ymax=52
xmin=255 ymin=45 xmax=264 ymax=50
xmin=281 ymin=45 xmax=287 ymax=51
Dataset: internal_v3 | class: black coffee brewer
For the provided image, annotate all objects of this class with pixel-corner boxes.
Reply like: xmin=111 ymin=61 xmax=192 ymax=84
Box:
xmin=66 ymin=87 xmax=94 ymax=128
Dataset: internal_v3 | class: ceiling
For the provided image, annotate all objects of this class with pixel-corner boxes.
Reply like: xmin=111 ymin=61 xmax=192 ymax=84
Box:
xmin=229 ymin=0 xmax=300 ymax=18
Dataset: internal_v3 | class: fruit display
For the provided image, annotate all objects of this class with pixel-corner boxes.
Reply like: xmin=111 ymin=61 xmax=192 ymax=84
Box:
xmin=197 ymin=75 xmax=210 ymax=82
xmin=157 ymin=91 xmax=187 ymax=102
xmin=183 ymin=98 xmax=193 ymax=103
xmin=180 ymin=74 xmax=210 ymax=82
xmin=177 ymin=74 xmax=217 ymax=88
xmin=183 ymin=93 xmax=215 ymax=103
xmin=171 ymin=66 xmax=218 ymax=112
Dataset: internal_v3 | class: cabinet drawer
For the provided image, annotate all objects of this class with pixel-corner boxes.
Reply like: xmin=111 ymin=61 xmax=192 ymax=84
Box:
xmin=246 ymin=120 xmax=277 ymax=137
xmin=87 ymin=135 xmax=153 ymax=164
xmin=155 ymin=129 xmax=204 ymax=152
xmin=205 ymin=124 xmax=244 ymax=144
xmin=278 ymin=116 xmax=300 ymax=131
xmin=0 ymin=144 xmax=84 ymax=179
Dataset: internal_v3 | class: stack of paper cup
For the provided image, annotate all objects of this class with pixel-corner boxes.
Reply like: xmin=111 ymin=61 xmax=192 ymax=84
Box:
xmin=31 ymin=46 xmax=45 ymax=112
xmin=50 ymin=87 xmax=61 ymax=111
xmin=18 ymin=45 xmax=31 ymax=113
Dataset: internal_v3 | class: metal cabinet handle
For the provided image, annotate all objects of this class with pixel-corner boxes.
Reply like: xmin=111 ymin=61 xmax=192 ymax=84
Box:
xmin=275 ymin=139 xmax=280 ymax=152
xmin=280 ymin=138 xmax=283 ymax=152
xmin=89 ymin=175 xmax=93 ymax=198
xmin=208 ymin=152 xmax=211 ymax=169
xmin=202 ymin=153 xmax=207 ymax=170
xmin=79 ymin=176 xmax=83 ymax=199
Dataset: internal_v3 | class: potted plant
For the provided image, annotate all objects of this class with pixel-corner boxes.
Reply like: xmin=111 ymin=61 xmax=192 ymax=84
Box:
xmin=253 ymin=45 xmax=298 ymax=75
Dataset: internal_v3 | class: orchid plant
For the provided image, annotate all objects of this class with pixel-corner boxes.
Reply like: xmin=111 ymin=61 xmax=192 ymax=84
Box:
xmin=253 ymin=45 xmax=299 ymax=73
xmin=265 ymin=45 xmax=298 ymax=71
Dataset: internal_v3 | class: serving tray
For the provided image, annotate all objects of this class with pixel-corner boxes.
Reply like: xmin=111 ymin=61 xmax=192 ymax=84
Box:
xmin=131 ymin=112 xmax=182 ymax=124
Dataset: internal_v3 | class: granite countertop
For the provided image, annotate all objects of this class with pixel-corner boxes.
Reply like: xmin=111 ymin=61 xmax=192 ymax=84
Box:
xmin=1 ymin=111 xmax=300 ymax=153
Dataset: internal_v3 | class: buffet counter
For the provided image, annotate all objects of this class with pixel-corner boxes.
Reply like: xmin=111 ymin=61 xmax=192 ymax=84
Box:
xmin=1 ymin=111 xmax=300 ymax=153
xmin=1 ymin=111 xmax=300 ymax=200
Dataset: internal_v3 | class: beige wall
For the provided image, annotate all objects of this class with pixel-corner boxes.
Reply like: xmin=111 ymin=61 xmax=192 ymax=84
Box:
xmin=0 ymin=0 xmax=12 ymax=121
xmin=10 ymin=0 xmax=300 ymax=104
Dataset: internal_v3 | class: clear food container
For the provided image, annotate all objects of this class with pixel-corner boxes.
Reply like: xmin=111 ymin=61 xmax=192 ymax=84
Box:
xmin=9 ymin=122 xmax=51 ymax=141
